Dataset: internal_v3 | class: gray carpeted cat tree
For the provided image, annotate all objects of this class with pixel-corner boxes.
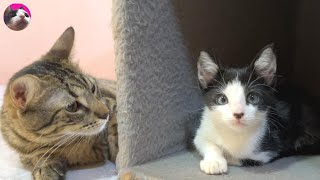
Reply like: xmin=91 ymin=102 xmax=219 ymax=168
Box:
xmin=112 ymin=0 xmax=320 ymax=179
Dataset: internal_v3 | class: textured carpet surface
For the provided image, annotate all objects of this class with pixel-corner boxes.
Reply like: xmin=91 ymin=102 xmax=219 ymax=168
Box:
xmin=0 ymin=85 xmax=118 ymax=180
xmin=113 ymin=0 xmax=203 ymax=170
xmin=130 ymin=151 xmax=320 ymax=180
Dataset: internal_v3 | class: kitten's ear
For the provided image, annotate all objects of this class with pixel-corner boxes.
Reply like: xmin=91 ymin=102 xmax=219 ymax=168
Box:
xmin=45 ymin=27 xmax=75 ymax=62
xmin=10 ymin=75 xmax=40 ymax=109
xmin=253 ymin=44 xmax=277 ymax=85
xmin=197 ymin=51 xmax=219 ymax=89
xmin=4 ymin=6 xmax=12 ymax=14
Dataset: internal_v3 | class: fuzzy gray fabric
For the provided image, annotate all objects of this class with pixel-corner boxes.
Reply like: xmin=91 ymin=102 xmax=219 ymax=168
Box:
xmin=112 ymin=0 xmax=203 ymax=171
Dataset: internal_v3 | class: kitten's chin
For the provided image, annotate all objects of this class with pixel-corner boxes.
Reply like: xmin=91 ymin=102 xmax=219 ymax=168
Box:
xmin=227 ymin=120 xmax=249 ymax=131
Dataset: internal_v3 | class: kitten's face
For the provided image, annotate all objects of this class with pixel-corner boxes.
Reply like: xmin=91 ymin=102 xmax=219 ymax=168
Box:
xmin=4 ymin=7 xmax=30 ymax=31
xmin=198 ymin=46 xmax=277 ymax=131
xmin=8 ymin=27 xmax=110 ymax=137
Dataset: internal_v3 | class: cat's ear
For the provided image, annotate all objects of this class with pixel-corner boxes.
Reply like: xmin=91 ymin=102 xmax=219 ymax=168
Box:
xmin=45 ymin=27 xmax=75 ymax=62
xmin=253 ymin=44 xmax=277 ymax=85
xmin=197 ymin=51 xmax=219 ymax=89
xmin=4 ymin=6 xmax=12 ymax=14
xmin=10 ymin=75 xmax=40 ymax=109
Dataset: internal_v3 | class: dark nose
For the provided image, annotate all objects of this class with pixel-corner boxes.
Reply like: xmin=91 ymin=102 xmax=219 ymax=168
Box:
xmin=233 ymin=113 xmax=244 ymax=119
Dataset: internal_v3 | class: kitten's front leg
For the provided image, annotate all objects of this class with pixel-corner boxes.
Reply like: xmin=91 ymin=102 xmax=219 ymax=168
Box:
xmin=31 ymin=159 xmax=66 ymax=180
xmin=194 ymin=137 xmax=227 ymax=174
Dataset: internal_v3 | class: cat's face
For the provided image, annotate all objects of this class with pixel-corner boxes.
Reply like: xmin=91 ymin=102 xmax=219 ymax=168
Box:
xmin=198 ymin=45 xmax=277 ymax=131
xmin=8 ymin=27 xmax=110 ymax=137
xmin=4 ymin=7 xmax=30 ymax=31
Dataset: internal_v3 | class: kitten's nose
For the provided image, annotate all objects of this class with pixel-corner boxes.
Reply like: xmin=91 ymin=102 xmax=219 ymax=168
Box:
xmin=233 ymin=113 xmax=244 ymax=119
xmin=19 ymin=14 xmax=25 ymax=18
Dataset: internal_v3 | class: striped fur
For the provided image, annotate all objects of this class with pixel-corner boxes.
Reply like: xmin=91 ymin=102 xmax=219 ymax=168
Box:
xmin=0 ymin=27 xmax=118 ymax=180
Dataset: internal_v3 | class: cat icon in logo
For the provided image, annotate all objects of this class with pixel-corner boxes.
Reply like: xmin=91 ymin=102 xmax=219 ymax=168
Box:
xmin=4 ymin=4 xmax=31 ymax=31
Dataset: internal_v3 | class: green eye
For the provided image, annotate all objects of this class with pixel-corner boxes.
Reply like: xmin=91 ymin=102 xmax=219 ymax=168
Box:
xmin=216 ymin=94 xmax=228 ymax=105
xmin=247 ymin=93 xmax=260 ymax=105
xmin=66 ymin=101 xmax=79 ymax=112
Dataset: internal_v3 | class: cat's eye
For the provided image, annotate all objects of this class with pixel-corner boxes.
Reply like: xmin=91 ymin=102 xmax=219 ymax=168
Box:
xmin=216 ymin=94 xmax=228 ymax=105
xmin=247 ymin=93 xmax=260 ymax=105
xmin=91 ymin=85 xmax=96 ymax=93
xmin=25 ymin=13 xmax=29 ymax=17
xmin=66 ymin=101 xmax=79 ymax=112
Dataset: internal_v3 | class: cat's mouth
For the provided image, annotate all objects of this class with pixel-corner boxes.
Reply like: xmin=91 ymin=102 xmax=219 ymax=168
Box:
xmin=9 ymin=18 xmax=29 ymax=30
xmin=231 ymin=119 xmax=247 ymax=126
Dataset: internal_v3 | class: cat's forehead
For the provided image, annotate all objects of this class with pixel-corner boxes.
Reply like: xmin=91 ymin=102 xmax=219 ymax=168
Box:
xmin=219 ymin=67 xmax=251 ymax=85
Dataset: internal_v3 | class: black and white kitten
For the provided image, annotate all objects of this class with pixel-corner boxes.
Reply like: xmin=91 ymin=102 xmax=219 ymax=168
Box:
xmin=194 ymin=45 xmax=320 ymax=174
xmin=4 ymin=6 xmax=30 ymax=31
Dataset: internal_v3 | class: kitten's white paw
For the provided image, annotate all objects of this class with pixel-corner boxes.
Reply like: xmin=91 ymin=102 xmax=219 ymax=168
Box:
xmin=200 ymin=158 xmax=228 ymax=175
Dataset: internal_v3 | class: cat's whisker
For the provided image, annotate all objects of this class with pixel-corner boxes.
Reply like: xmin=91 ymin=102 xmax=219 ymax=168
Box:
xmin=40 ymin=135 xmax=78 ymax=168
xmin=268 ymin=111 xmax=287 ymax=119
xmin=57 ymin=133 xmax=82 ymax=157
xmin=32 ymin=134 xmax=75 ymax=173
xmin=248 ymin=75 xmax=264 ymax=88
xmin=26 ymin=134 xmax=70 ymax=157
xmin=268 ymin=116 xmax=286 ymax=130
xmin=268 ymin=119 xmax=280 ymax=131
xmin=189 ymin=107 xmax=205 ymax=113
xmin=246 ymin=66 xmax=257 ymax=87
xmin=65 ymin=136 xmax=85 ymax=162
xmin=250 ymin=84 xmax=278 ymax=93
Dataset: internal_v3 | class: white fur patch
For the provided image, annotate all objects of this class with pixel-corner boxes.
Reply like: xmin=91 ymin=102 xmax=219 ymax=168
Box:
xmin=194 ymin=79 xmax=273 ymax=174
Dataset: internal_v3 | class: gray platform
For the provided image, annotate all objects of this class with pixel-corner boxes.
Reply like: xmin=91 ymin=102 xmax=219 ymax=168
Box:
xmin=128 ymin=151 xmax=320 ymax=180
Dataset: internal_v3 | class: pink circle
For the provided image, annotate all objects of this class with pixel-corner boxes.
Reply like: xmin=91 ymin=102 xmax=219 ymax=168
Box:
xmin=9 ymin=3 xmax=31 ymax=17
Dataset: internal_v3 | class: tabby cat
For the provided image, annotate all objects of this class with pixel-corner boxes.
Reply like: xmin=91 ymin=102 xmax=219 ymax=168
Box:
xmin=0 ymin=27 xmax=118 ymax=180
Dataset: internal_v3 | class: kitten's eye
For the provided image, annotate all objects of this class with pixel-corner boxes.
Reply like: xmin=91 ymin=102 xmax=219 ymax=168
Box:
xmin=25 ymin=13 xmax=29 ymax=17
xmin=9 ymin=13 xmax=16 ymax=18
xmin=66 ymin=102 xmax=79 ymax=112
xmin=247 ymin=93 xmax=260 ymax=105
xmin=216 ymin=94 xmax=228 ymax=105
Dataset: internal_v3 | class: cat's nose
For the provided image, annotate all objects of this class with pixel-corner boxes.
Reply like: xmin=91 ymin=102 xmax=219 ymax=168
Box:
xmin=233 ymin=113 xmax=244 ymax=119
xmin=19 ymin=14 xmax=25 ymax=18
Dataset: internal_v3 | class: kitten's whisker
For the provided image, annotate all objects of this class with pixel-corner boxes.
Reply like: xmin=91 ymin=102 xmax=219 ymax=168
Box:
xmin=213 ymin=79 xmax=226 ymax=88
xmin=268 ymin=117 xmax=286 ymax=129
xmin=218 ymin=69 xmax=227 ymax=87
xmin=246 ymin=66 xmax=256 ymax=87
xmin=248 ymin=76 xmax=264 ymax=88
xmin=251 ymin=84 xmax=278 ymax=93
xmin=189 ymin=107 xmax=205 ymax=113
xmin=268 ymin=120 xmax=280 ymax=131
